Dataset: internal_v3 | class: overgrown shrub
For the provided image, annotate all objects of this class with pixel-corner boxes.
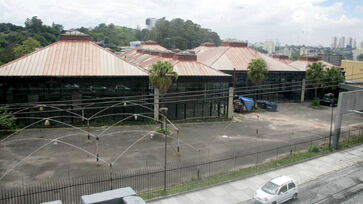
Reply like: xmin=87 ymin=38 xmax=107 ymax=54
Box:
xmin=0 ymin=106 xmax=16 ymax=130
xmin=312 ymin=97 xmax=320 ymax=107
xmin=155 ymin=128 xmax=170 ymax=134
xmin=309 ymin=144 xmax=320 ymax=153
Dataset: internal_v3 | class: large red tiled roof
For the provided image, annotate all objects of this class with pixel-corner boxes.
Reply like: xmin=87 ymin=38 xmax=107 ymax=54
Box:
xmin=289 ymin=59 xmax=335 ymax=71
xmin=194 ymin=44 xmax=301 ymax=72
xmin=0 ymin=39 xmax=148 ymax=77
xmin=121 ymin=44 xmax=230 ymax=77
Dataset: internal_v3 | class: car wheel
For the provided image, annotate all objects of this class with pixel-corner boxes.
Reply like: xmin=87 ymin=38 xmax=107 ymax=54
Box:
xmin=293 ymin=193 xmax=298 ymax=200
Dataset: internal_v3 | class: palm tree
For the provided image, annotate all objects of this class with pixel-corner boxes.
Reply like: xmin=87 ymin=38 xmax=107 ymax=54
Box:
xmin=247 ymin=59 xmax=268 ymax=99
xmin=149 ymin=61 xmax=178 ymax=95
xmin=306 ymin=62 xmax=326 ymax=98
xmin=149 ymin=61 xmax=178 ymax=120
xmin=247 ymin=59 xmax=268 ymax=84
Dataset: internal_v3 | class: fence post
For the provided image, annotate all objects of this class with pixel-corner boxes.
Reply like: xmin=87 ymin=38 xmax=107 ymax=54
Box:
xmin=309 ymin=137 xmax=312 ymax=159
xmin=233 ymin=146 xmax=236 ymax=171
xmin=276 ymin=147 xmax=279 ymax=167
xmin=255 ymin=152 xmax=259 ymax=173
xmin=227 ymin=87 xmax=234 ymax=119
xmin=109 ymin=164 xmax=113 ymax=190
xmin=300 ymin=79 xmax=305 ymax=103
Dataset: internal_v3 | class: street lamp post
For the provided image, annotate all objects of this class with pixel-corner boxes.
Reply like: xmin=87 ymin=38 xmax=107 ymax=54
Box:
xmin=160 ymin=107 xmax=168 ymax=192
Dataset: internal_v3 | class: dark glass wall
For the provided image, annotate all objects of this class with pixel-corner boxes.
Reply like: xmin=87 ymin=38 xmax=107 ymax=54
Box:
xmin=223 ymin=70 xmax=306 ymax=102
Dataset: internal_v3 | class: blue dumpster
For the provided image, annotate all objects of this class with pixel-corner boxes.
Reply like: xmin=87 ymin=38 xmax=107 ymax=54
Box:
xmin=265 ymin=102 xmax=278 ymax=111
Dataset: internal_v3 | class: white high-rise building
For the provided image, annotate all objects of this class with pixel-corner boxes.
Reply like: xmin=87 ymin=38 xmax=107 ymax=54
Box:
xmin=338 ymin=36 xmax=345 ymax=48
xmin=146 ymin=18 xmax=157 ymax=30
xmin=353 ymin=39 xmax=357 ymax=49
xmin=331 ymin=36 xmax=337 ymax=48
xmin=263 ymin=40 xmax=275 ymax=55
xmin=300 ymin=46 xmax=308 ymax=56
xmin=347 ymin=37 xmax=353 ymax=48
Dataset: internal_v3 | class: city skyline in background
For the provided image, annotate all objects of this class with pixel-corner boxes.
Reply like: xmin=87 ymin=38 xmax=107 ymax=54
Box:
xmin=1 ymin=0 xmax=363 ymax=47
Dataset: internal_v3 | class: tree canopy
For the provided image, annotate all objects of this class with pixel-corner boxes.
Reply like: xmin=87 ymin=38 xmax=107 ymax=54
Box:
xmin=0 ymin=16 xmax=63 ymax=65
xmin=148 ymin=18 xmax=221 ymax=50
xmin=13 ymin=37 xmax=40 ymax=58
xmin=306 ymin=62 xmax=327 ymax=98
xmin=326 ymin=66 xmax=345 ymax=90
xmin=247 ymin=59 xmax=268 ymax=84
xmin=357 ymin=53 xmax=363 ymax=61
xmin=0 ymin=17 xmax=220 ymax=65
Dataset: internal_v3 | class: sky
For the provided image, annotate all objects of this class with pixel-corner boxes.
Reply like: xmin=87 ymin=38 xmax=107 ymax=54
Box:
xmin=1 ymin=0 xmax=363 ymax=46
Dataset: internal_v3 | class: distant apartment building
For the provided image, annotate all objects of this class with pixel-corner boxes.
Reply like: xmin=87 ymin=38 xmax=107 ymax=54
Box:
xmin=263 ymin=40 xmax=275 ymax=55
xmin=146 ymin=18 xmax=157 ymax=30
xmin=358 ymin=41 xmax=363 ymax=50
xmin=347 ymin=37 xmax=353 ymax=48
xmin=275 ymin=47 xmax=292 ymax=57
xmin=318 ymin=54 xmax=342 ymax=66
xmin=300 ymin=46 xmax=308 ymax=56
xmin=331 ymin=36 xmax=337 ymax=48
xmin=353 ymin=39 xmax=357 ymax=49
xmin=338 ymin=36 xmax=345 ymax=48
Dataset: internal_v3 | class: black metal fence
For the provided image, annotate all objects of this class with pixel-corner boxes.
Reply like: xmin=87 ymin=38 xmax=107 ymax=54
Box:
xmin=1 ymin=125 xmax=362 ymax=204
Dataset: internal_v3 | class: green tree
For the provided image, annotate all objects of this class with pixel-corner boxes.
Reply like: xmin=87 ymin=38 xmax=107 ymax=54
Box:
xmin=149 ymin=61 xmax=178 ymax=95
xmin=357 ymin=53 xmax=363 ymax=61
xmin=13 ymin=37 xmax=40 ymax=58
xmin=306 ymin=62 xmax=327 ymax=98
xmin=247 ymin=59 xmax=268 ymax=84
xmin=290 ymin=51 xmax=300 ymax=61
xmin=326 ymin=66 xmax=345 ymax=90
xmin=0 ymin=106 xmax=16 ymax=130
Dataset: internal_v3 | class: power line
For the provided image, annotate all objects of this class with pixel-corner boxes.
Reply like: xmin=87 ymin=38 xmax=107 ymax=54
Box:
xmin=1 ymin=72 xmax=362 ymax=108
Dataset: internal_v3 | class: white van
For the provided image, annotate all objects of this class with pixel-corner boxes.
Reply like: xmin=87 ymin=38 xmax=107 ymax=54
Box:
xmin=254 ymin=176 xmax=298 ymax=204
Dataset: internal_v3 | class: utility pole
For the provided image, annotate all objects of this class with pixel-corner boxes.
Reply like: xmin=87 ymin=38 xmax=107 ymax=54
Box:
xmin=160 ymin=107 xmax=168 ymax=192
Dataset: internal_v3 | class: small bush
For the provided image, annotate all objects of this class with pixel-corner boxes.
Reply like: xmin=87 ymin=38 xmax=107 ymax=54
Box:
xmin=312 ymin=97 xmax=320 ymax=107
xmin=309 ymin=145 xmax=320 ymax=153
xmin=155 ymin=128 xmax=170 ymax=134
xmin=0 ymin=106 xmax=16 ymax=130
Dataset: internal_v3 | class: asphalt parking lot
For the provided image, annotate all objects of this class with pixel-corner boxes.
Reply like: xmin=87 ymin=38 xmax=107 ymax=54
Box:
xmin=0 ymin=102 xmax=362 ymax=188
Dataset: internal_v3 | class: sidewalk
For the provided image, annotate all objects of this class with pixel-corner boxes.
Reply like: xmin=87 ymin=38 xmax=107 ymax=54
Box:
xmin=149 ymin=144 xmax=363 ymax=204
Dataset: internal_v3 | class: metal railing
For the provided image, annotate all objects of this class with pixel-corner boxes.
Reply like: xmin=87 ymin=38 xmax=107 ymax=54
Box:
xmin=1 ymin=125 xmax=362 ymax=204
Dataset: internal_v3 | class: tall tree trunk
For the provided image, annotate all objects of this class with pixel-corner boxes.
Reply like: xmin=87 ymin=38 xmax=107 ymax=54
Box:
xmin=314 ymin=87 xmax=317 ymax=98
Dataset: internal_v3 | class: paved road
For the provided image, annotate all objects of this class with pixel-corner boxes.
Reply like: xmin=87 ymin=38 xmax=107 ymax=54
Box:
xmin=149 ymin=144 xmax=363 ymax=204
xmin=243 ymin=161 xmax=363 ymax=204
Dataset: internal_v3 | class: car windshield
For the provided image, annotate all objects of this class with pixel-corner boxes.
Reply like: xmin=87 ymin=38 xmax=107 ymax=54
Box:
xmin=262 ymin=181 xmax=279 ymax=195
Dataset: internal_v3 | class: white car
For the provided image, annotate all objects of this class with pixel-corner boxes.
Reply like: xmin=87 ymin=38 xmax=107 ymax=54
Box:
xmin=254 ymin=176 xmax=298 ymax=204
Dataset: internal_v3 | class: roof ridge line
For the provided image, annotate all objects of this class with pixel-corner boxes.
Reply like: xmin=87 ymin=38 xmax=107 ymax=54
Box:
xmin=0 ymin=41 xmax=62 ymax=70
xmin=210 ymin=46 xmax=230 ymax=67
xmin=90 ymin=41 xmax=148 ymax=75
xmin=198 ymin=61 xmax=231 ymax=76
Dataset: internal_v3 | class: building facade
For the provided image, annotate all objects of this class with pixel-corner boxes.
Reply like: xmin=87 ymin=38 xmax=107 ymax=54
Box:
xmin=194 ymin=41 xmax=305 ymax=102
xmin=120 ymin=40 xmax=232 ymax=120
xmin=341 ymin=60 xmax=363 ymax=82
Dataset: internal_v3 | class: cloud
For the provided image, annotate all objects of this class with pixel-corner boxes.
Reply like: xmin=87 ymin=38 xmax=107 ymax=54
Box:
xmin=0 ymin=0 xmax=362 ymax=46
